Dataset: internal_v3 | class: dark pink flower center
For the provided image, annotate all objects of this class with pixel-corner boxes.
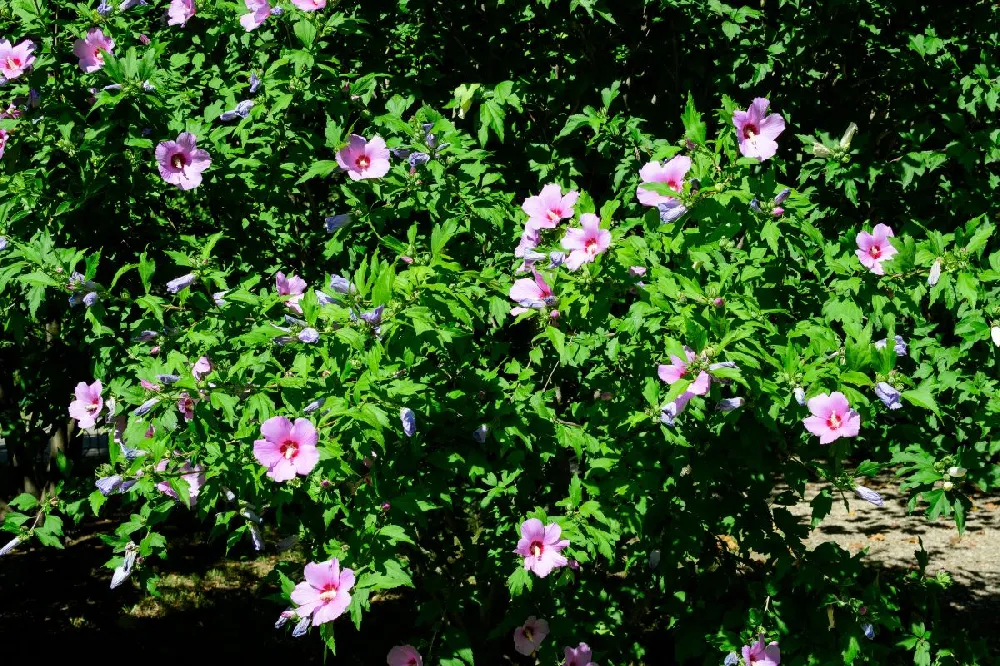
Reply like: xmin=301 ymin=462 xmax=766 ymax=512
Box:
xmin=742 ymin=123 xmax=758 ymax=139
xmin=5 ymin=57 xmax=20 ymax=70
xmin=93 ymin=48 xmax=104 ymax=60
xmin=319 ymin=585 xmax=338 ymax=602
xmin=530 ymin=540 xmax=544 ymax=557
xmin=356 ymin=154 xmax=370 ymax=170
xmin=280 ymin=439 xmax=299 ymax=459
xmin=585 ymin=238 xmax=601 ymax=255
xmin=86 ymin=401 xmax=100 ymax=414
xmin=171 ymin=153 xmax=187 ymax=169
xmin=827 ymin=412 xmax=842 ymax=429
xmin=869 ymin=244 xmax=882 ymax=259
xmin=546 ymin=209 xmax=562 ymax=221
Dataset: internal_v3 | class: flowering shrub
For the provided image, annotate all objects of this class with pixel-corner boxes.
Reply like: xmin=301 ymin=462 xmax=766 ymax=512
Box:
xmin=1 ymin=0 xmax=999 ymax=664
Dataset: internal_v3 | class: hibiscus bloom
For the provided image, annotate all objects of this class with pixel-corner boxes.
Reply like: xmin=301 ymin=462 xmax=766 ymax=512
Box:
xmin=167 ymin=0 xmax=196 ymax=26
xmin=192 ymin=356 xmax=212 ymax=381
xmin=855 ymin=223 xmax=897 ymax=275
xmin=0 ymin=129 xmax=8 ymax=161
xmin=336 ymin=134 xmax=391 ymax=180
xmin=509 ymin=270 xmax=556 ymax=315
xmin=636 ymin=155 xmax=691 ymax=207
xmin=253 ymin=416 xmax=320 ymax=481
xmin=742 ymin=634 xmax=780 ymax=666
xmin=564 ymin=643 xmax=596 ymax=666
xmin=733 ymin=98 xmax=785 ymax=160
xmin=657 ymin=348 xmax=710 ymax=396
xmin=155 ymin=133 xmax=211 ymax=190
xmin=290 ymin=559 xmax=355 ymax=626
xmin=177 ymin=392 xmax=196 ymax=422
xmin=73 ymin=28 xmax=115 ymax=73
xmin=69 ymin=380 xmax=104 ymax=429
xmin=155 ymin=458 xmax=205 ymax=507
xmin=561 ymin=213 xmax=611 ymax=271
xmin=522 ymin=184 xmax=579 ymax=232
xmin=276 ymin=271 xmax=307 ymax=313
xmin=387 ymin=646 xmax=422 ymax=666
xmin=515 ymin=518 xmax=569 ymax=578
xmin=291 ymin=0 xmax=325 ymax=9
xmin=0 ymin=39 xmax=35 ymax=80
xmin=803 ymin=391 xmax=861 ymax=444
xmin=240 ymin=0 xmax=272 ymax=31
xmin=513 ymin=616 xmax=549 ymax=656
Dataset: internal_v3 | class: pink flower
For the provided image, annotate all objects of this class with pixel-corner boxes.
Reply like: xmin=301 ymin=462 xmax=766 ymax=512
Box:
xmin=167 ymin=0 xmax=196 ymax=26
xmin=73 ymin=28 xmax=115 ymax=73
xmin=522 ymin=184 xmax=579 ymax=232
xmin=253 ymin=416 xmax=320 ymax=481
xmin=561 ymin=213 xmax=611 ymax=271
xmin=733 ymin=98 xmax=785 ymax=161
xmin=177 ymin=392 xmax=196 ymax=422
xmin=276 ymin=271 xmax=307 ymax=313
xmin=336 ymin=134 xmax=391 ymax=180
xmin=636 ymin=155 xmax=691 ymax=207
xmin=290 ymin=559 xmax=355 ymax=626
xmin=855 ymin=224 xmax=897 ymax=275
xmin=0 ymin=39 xmax=36 ymax=80
xmin=240 ymin=0 xmax=272 ymax=31
xmin=514 ymin=518 xmax=569 ymax=578
xmin=192 ymin=356 xmax=212 ymax=380
xmin=514 ymin=227 xmax=541 ymax=258
xmin=564 ymin=643 xmax=596 ymax=666
xmin=657 ymin=348 xmax=710 ymax=396
xmin=509 ymin=270 xmax=555 ymax=315
xmin=513 ymin=616 xmax=549 ymax=656
xmin=155 ymin=132 xmax=211 ymax=190
xmin=69 ymin=380 xmax=104 ymax=429
xmin=291 ymin=0 xmax=325 ymax=9
xmin=386 ymin=646 xmax=422 ymax=666
xmin=803 ymin=392 xmax=861 ymax=444
xmin=155 ymin=458 xmax=204 ymax=507
xmin=0 ymin=129 xmax=9 ymax=160
xmin=140 ymin=379 xmax=159 ymax=391
xmin=742 ymin=634 xmax=780 ymax=666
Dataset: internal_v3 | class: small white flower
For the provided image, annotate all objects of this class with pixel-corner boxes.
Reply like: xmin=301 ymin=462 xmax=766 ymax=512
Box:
xmin=947 ymin=466 xmax=967 ymax=478
xmin=928 ymin=259 xmax=942 ymax=286
xmin=991 ymin=326 xmax=1000 ymax=347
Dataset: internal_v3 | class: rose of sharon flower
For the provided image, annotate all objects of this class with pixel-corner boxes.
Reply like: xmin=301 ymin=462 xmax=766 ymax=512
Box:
xmin=276 ymin=271 xmax=307 ymax=313
xmin=561 ymin=213 xmax=611 ymax=271
xmin=69 ymin=380 xmax=104 ymax=429
xmin=657 ymin=348 xmax=710 ymax=396
xmin=291 ymin=559 xmax=355 ymax=626
xmin=155 ymin=458 xmax=205 ymax=507
xmin=636 ymin=155 xmax=691 ymax=207
xmin=564 ymin=642 xmax=596 ymax=666
xmin=291 ymin=0 xmax=325 ymax=9
xmin=0 ymin=39 xmax=36 ymax=80
xmin=73 ymin=28 xmax=115 ymax=73
xmin=155 ymin=133 xmax=211 ymax=190
xmin=522 ymin=184 xmax=579 ymax=232
xmin=192 ymin=355 xmax=212 ymax=380
xmin=742 ymin=634 xmax=780 ymax=666
xmin=515 ymin=518 xmax=569 ymax=578
xmin=240 ymin=0 xmax=272 ymax=31
xmin=0 ymin=129 xmax=8 ymax=161
xmin=509 ymin=270 xmax=556 ymax=316
xmin=167 ymin=0 xmax=196 ymax=26
xmin=513 ymin=616 xmax=549 ymax=656
xmin=386 ymin=645 xmax=422 ymax=666
xmin=336 ymin=134 xmax=391 ymax=181
xmin=803 ymin=392 xmax=861 ymax=444
xmin=856 ymin=224 xmax=897 ymax=275
xmin=733 ymin=98 xmax=785 ymax=161
xmin=253 ymin=416 xmax=320 ymax=481
xmin=177 ymin=392 xmax=196 ymax=421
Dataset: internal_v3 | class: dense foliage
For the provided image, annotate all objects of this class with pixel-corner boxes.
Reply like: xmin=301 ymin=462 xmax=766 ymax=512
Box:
xmin=1 ymin=0 xmax=999 ymax=664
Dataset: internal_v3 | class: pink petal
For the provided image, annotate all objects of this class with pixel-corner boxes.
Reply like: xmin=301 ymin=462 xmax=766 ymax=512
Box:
xmin=509 ymin=278 xmax=543 ymax=303
xmin=561 ymin=228 xmax=587 ymax=252
xmin=261 ymin=416 xmax=293 ymax=443
xmin=304 ymin=560 xmax=337 ymax=589
xmin=758 ymin=113 xmax=785 ymax=141
xmin=542 ymin=522 xmax=562 ymax=545
xmin=563 ymin=251 xmax=587 ymax=271
xmin=520 ymin=518 xmax=545 ymax=541
xmin=292 ymin=442 xmax=319 ymax=475
xmin=806 ymin=393 xmax=835 ymax=418
xmin=267 ymin=459 xmax=297 ymax=482
xmin=689 ymin=371 xmax=711 ymax=396
xmin=802 ymin=415 xmax=828 ymax=437
xmin=311 ymin=591 xmax=350 ymax=625
xmin=291 ymin=579 xmax=321 ymax=606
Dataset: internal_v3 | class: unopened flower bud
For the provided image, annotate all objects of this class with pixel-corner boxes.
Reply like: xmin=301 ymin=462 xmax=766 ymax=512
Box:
xmin=947 ymin=466 xmax=966 ymax=478
xmin=549 ymin=310 xmax=560 ymax=320
xmin=840 ymin=122 xmax=858 ymax=149
xmin=291 ymin=616 xmax=310 ymax=638
xmin=854 ymin=485 xmax=884 ymax=508
xmin=942 ymin=481 xmax=954 ymax=492
xmin=774 ymin=188 xmax=791 ymax=204
xmin=812 ymin=143 xmax=834 ymax=157
xmin=138 ymin=34 xmax=150 ymax=45
xmin=793 ymin=386 xmax=806 ymax=405
xmin=928 ymin=259 xmax=941 ymax=286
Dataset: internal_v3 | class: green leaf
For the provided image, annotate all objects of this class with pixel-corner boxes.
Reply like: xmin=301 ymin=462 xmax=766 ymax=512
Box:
xmin=901 ymin=381 xmax=940 ymax=416
xmin=682 ymin=92 xmax=707 ymax=144
xmin=297 ymin=160 xmax=340 ymax=184
xmin=9 ymin=493 xmax=38 ymax=511
xmin=294 ymin=19 xmax=317 ymax=47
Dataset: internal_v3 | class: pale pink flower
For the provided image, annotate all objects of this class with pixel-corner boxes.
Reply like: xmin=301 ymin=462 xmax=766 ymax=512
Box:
xmin=0 ymin=128 xmax=8 ymax=160
xmin=240 ymin=0 xmax=272 ymax=31
xmin=514 ymin=518 xmax=569 ymax=578
xmin=564 ymin=643 xmax=596 ymax=666
xmin=291 ymin=0 xmax=325 ymax=9
xmin=336 ymin=134 xmax=391 ymax=180
xmin=276 ymin=271 xmax=307 ymax=313
xmin=69 ymin=380 xmax=103 ymax=429
xmin=636 ymin=155 xmax=691 ymax=207
xmin=253 ymin=416 xmax=320 ymax=481
xmin=0 ymin=39 xmax=36 ymax=80
xmin=522 ymin=184 xmax=579 ymax=232
xmin=167 ymin=0 xmax=196 ymax=26
xmin=742 ymin=634 xmax=780 ymax=666
xmin=561 ymin=213 xmax=611 ymax=271
xmin=155 ymin=132 xmax=211 ymax=190
xmin=855 ymin=224 xmax=897 ymax=275
xmin=177 ymin=392 xmax=196 ymax=422
xmin=803 ymin=392 xmax=861 ymax=444
xmin=733 ymin=98 xmax=785 ymax=160
xmin=73 ymin=28 xmax=115 ymax=73
xmin=509 ymin=270 xmax=555 ymax=314
xmin=386 ymin=645 xmax=422 ymax=666
xmin=513 ymin=616 xmax=549 ymax=656
xmin=514 ymin=227 xmax=541 ymax=258
xmin=155 ymin=458 xmax=204 ymax=507
xmin=657 ymin=348 xmax=710 ymax=396
xmin=192 ymin=356 xmax=212 ymax=380
xmin=291 ymin=559 xmax=355 ymax=626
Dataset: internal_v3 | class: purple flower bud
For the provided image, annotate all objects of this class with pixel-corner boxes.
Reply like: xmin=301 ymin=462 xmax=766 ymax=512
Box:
xmin=270 ymin=5 xmax=283 ymax=13
xmin=28 ymin=89 xmax=40 ymax=109
xmin=120 ymin=443 xmax=146 ymax=460
xmin=854 ymin=485 xmax=884 ymax=508
xmin=133 ymin=397 xmax=160 ymax=416
xmin=473 ymin=424 xmax=488 ymax=443
xmin=133 ymin=330 xmax=158 ymax=342
xmin=97 ymin=0 xmax=112 ymax=14
xmin=329 ymin=274 xmax=353 ymax=294
xmin=248 ymin=523 xmax=263 ymax=551
xmin=709 ymin=361 xmax=737 ymax=371
xmin=0 ymin=237 xmax=7 ymax=251
xmin=291 ymin=616 xmax=310 ymax=637
xmin=380 ymin=502 xmax=391 ymax=511
xmin=96 ymin=475 xmax=125 ymax=496
xmin=83 ymin=292 xmax=99 ymax=307
xmin=408 ymin=152 xmax=431 ymax=168
xmin=138 ymin=34 xmax=150 ymax=45
xmin=724 ymin=653 xmax=740 ymax=666
xmin=155 ymin=374 xmax=180 ymax=384
xmin=893 ymin=335 xmax=908 ymax=357
xmin=220 ymin=100 xmax=254 ymax=121
xmin=298 ymin=328 xmax=319 ymax=343
xmin=874 ymin=381 xmax=902 ymax=410
xmin=111 ymin=542 xmax=139 ymax=589
xmin=68 ymin=294 xmax=82 ymax=307
xmin=360 ymin=305 xmax=384 ymax=326
xmin=772 ymin=207 xmax=785 ymax=216
xmin=284 ymin=314 xmax=307 ymax=327
xmin=142 ymin=80 xmax=155 ymax=92
xmin=793 ymin=386 xmax=806 ymax=405
xmin=314 ymin=290 xmax=335 ymax=305
xmin=0 ymin=536 xmax=22 ymax=557
xmin=660 ymin=402 xmax=679 ymax=427
xmin=274 ymin=336 xmax=293 ymax=346
xmin=421 ymin=122 xmax=434 ymax=134
xmin=717 ymin=397 xmax=744 ymax=412
xmin=213 ymin=291 xmax=227 ymax=307
xmin=390 ymin=148 xmax=413 ymax=159
xmin=166 ymin=273 xmax=196 ymax=294
xmin=275 ymin=609 xmax=295 ymax=629
xmin=713 ymin=297 xmax=725 ymax=307
xmin=324 ymin=214 xmax=351 ymax=232
xmin=657 ymin=200 xmax=687 ymax=223
xmin=304 ymin=398 xmax=326 ymax=413
xmin=928 ymin=259 xmax=942 ymax=286
xmin=774 ymin=188 xmax=791 ymax=204
xmin=549 ymin=310 xmax=560 ymax=320
xmin=249 ymin=72 xmax=262 ymax=94
xmin=102 ymin=85 xmax=123 ymax=92
xmin=119 ymin=0 xmax=144 ymax=10
xmin=749 ymin=198 xmax=762 ymax=213
xmin=629 ymin=266 xmax=647 ymax=277
xmin=435 ymin=142 xmax=451 ymax=152
xmin=568 ymin=559 xmax=580 ymax=570
xmin=862 ymin=623 xmax=875 ymax=640
xmin=400 ymin=407 xmax=416 ymax=437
